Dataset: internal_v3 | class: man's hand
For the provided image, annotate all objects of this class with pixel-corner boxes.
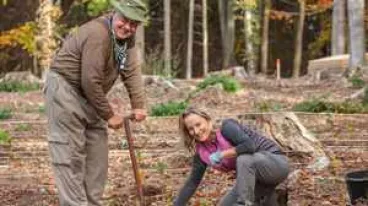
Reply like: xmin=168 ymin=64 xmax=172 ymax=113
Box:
xmin=108 ymin=114 xmax=124 ymax=129
xmin=209 ymin=151 xmax=223 ymax=165
xmin=132 ymin=109 xmax=147 ymax=122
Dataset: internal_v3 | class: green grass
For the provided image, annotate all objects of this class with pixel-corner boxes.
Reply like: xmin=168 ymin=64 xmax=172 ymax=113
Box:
xmin=255 ymin=100 xmax=283 ymax=112
xmin=22 ymin=104 xmax=46 ymax=114
xmin=0 ymin=129 xmax=11 ymax=145
xmin=149 ymin=75 xmax=241 ymax=117
xmin=348 ymin=75 xmax=366 ymax=89
xmin=0 ymin=107 xmax=12 ymax=120
xmin=153 ymin=162 xmax=168 ymax=174
xmin=38 ymin=104 xmax=46 ymax=113
xmin=196 ymin=75 xmax=241 ymax=93
xmin=15 ymin=123 xmax=32 ymax=131
xmin=0 ymin=81 xmax=40 ymax=93
xmin=293 ymin=99 xmax=368 ymax=114
xmin=150 ymin=101 xmax=188 ymax=116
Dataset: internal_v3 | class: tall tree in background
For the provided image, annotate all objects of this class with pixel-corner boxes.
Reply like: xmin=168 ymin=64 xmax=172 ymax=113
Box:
xmin=218 ymin=0 xmax=235 ymax=69
xmin=60 ymin=0 xmax=74 ymax=14
xmin=186 ymin=0 xmax=194 ymax=79
xmin=136 ymin=25 xmax=145 ymax=67
xmin=164 ymin=0 xmax=171 ymax=77
xmin=35 ymin=0 xmax=62 ymax=78
xmin=292 ymin=0 xmax=306 ymax=78
xmin=136 ymin=0 xmax=149 ymax=67
xmin=331 ymin=0 xmax=346 ymax=55
xmin=202 ymin=0 xmax=209 ymax=77
xmin=241 ymin=0 xmax=258 ymax=76
xmin=347 ymin=0 xmax=366 ymax=74
xmin=260 ymin=0 xmax=271 ymax=74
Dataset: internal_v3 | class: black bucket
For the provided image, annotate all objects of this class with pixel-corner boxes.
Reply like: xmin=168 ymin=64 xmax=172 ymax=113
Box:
xmin=345 ymin=170 xmax=368 ymax=205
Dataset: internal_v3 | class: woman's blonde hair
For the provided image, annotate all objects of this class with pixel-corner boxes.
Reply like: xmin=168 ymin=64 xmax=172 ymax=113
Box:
xmin=178 ymin=107 xmax=212 ymax=153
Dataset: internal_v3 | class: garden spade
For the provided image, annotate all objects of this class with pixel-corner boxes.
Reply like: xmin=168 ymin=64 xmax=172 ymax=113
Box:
xmin=124 ymin=115 xmax=144 ymax=206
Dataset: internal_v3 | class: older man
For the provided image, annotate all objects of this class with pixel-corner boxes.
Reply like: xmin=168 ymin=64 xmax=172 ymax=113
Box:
xmin=44 ymin=0 xmax=148 ymax=205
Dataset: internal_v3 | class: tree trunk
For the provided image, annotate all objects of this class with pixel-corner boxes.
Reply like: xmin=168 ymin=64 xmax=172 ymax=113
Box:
xmin=60 ymin=0 xmax=75 ymax=15
xmin=136 ymin=25 xmax=145 ymax=68
xmin=243 ymin=8 xmax=256 ymax=76
xmin=218 ymin=0 xmax=235 ymax=69
xmin=260 ymin=0 xmax=271 ymax=75
xmin=292 ymin=0 xmax=305 ymax=78
xmin=240 ymin=0 xmax=260 ymax=76
xmin=35 ymin=0 xmax=62 ymax=78
xmin=347 ymin=0 xmax=366 ymax=74
xmin=331 ymin=0 xmax=346 ymax=55
xmin=218 ymin=0 xmax=226 ymax=48
xmin=202 ymin=0 xmax=209 ymax=77
xmin=186 ymin=0 xmax=194 ymax=79
xmin=164 ymin=0 xmax=171 ymax=77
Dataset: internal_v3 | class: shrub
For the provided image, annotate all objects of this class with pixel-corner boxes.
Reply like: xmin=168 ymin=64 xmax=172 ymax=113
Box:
xmin=87 ymin=0 xmax=109 ymax=17
xmin=38 ymin=105 xmax=46 ymax=113
xmin=348 ymin=75 xmax=366 ymax=88
xmin=293 ymin=99 xmax=332 ymax=113
xmin=0 ymin=108 xmax=12 ymax=120
xmin=150 ymin=101 xmax=188 ymax=116
xmin=0 ymin=129 xmax=11 ymax=145
xmin=197 ymin=75 xmax=240 ymax=93
xmin=255 ymin=100 xmax=283 ymax=112
xmin=0 ymin=81 xmax=40 ymax=93
xmin=333 ymin=102 xmax=368 ymax=113
xmin=153 ymin=162 xmax=168 ymax=174
xmin=0 ymin=22 xmax=36 ymax=54
xmin=293 ymin=99 xmax=368 ymax=114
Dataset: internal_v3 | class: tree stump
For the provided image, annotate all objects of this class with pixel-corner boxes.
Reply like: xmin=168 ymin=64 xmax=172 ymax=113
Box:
xmin=237 ymin=112 xmax=329 ymax=170
xmin=236 ymin=112 xmax=330 ymax=205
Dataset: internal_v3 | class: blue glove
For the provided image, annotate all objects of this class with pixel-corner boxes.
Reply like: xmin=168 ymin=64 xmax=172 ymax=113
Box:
xmin=209 ymin=151 xmax=223 ymax=165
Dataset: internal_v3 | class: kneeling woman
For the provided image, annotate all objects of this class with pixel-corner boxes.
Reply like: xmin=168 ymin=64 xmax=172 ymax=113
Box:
xmin=174 ymin=107 xmax=289 ymax=206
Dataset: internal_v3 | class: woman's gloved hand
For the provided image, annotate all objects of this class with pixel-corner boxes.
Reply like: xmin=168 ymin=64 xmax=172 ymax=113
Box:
xmin=209 ymin=151 xmax=223 ymax=165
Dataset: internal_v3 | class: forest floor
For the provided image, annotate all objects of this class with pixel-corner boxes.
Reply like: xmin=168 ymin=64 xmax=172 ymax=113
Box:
xmin=0 ymin=74 xmax=367 ymax=206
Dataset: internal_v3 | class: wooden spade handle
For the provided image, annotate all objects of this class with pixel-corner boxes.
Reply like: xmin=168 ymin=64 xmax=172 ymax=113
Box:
xmin=124 ymin=115 xmax=144 ymax=205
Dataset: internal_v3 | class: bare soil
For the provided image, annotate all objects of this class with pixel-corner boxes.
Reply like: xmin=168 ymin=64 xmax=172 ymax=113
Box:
xmin=0 ymin=77 xmax=367 ymax=206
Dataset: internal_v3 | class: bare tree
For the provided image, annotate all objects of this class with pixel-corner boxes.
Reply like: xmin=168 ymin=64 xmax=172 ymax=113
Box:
xmin=331 ymin=0 xmax=346 ymax=55
xmin=164 ymin=0 xmax=171 ymax=77
xmin=347 ymin=0 xmax=366 ymax=74
xmin=218 ymin=0 xmax=235 ymax=69
xmin=292 ymin=0 xmax=306 ymax=78
xmin=242 ymin=1 xmax=258 ymax=76
xmin=202 ymin=0 xmax=209 ymax=77
xmin=186 ymin=0 xmax=194 ymax=79
xmin=35 ymin=0 xmax=62 ymax=78
xmin=260 ymin=0 xmax=271 ymax=74
xmin=136 ymin=25 xmax=145 ymax=67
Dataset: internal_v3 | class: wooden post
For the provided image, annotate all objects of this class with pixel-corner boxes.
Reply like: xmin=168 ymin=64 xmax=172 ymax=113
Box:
xmin=276 ymin=58 xmax=281 ymax=80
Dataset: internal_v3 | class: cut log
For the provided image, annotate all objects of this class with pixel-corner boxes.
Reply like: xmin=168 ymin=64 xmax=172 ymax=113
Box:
xmin=208 ymin=66 xmax=249 ymax=79
xmin=143 ymin=75 xmax=179 ymax=90
xmin=0 ymin=71 xmax=42 ymax=85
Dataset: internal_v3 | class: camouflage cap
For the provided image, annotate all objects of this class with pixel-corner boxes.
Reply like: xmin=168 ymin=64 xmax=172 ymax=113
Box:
xmin=110 ymin=0 xmax=148 ymax=23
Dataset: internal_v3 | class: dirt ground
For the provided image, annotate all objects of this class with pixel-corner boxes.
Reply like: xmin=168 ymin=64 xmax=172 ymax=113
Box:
xmin=0 ymin=75 xmax=367 ymax=206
